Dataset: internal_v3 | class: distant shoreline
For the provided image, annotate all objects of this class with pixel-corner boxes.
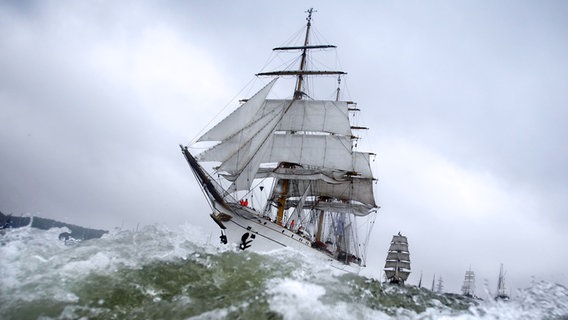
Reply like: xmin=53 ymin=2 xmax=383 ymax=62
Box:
xmin=1 ymin=211 xmax=107 ymax=240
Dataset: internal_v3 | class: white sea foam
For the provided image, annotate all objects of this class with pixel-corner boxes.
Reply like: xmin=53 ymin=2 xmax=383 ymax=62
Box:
xmin=1 ymin=224 xmax=567 ymax=319
xmin=266 ymin=277 xmax=392 ymax=320
xmin=0 ymin=224 xmax=207 ymax=302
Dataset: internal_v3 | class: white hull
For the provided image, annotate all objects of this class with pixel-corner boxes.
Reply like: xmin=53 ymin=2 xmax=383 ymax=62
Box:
xmin=217 ymin=205 xmax=363 ymax=274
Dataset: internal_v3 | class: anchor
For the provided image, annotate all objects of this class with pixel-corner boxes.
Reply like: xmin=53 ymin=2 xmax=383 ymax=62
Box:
xmin=239 ymin=232 xmax=254 ymax=250
xmin=219 ymin=230 xmax=227 ymax=244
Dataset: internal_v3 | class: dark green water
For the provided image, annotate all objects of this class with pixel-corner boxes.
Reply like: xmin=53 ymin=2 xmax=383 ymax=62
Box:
xmin=1 ymin=226 xmax=567 ymax=319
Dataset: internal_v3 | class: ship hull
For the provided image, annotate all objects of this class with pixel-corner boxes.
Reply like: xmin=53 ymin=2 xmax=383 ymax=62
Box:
xmin=216 ymin=205 xmax=363 ymax=274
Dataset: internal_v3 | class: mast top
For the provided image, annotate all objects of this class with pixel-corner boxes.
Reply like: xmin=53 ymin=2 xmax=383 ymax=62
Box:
xmin=292 ymin=8 xmax=317 ymax=99
xmin=256 ymin=8 xmax=346 ymax=99
xmin=306 ymin=8 xmax=316 ymax=23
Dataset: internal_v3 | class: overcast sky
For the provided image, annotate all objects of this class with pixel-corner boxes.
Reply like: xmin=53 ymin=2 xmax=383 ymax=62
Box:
xmin=1 ymin=1 xmax=567 ymax=294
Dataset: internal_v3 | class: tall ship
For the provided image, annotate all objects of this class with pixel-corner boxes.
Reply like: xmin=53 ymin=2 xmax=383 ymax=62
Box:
xmin=495 ymin=264 xmax=510 ymax=301
xmin=461 ymin=267 xmax=476 ymax=298
xmin=436 ymin=276 xmax=444 ymax=293
xmin=180 ymin=9 xmax=378 ymax=273
xmin=383 ymin=233 xmax=411 ymax=284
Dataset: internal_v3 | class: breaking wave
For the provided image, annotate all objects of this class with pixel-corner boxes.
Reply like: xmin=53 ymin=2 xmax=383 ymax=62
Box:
xmin=1 ymin=224 xmax=567 ymax=319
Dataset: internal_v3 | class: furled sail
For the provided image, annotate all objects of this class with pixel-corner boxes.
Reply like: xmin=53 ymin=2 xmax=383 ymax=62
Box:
xmin=272 ymin=179 xmax=376 ymax=209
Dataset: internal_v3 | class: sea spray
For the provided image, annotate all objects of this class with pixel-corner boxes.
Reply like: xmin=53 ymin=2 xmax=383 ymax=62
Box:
xmin=1 ymin=224 xmax=567 ymax=319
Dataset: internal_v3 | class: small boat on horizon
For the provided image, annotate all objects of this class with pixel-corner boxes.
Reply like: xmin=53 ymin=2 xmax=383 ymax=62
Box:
xmin=461 ymin=266 xmax=477 ymax=298
xmin=495 ymin=263 xmax=510 ymax=301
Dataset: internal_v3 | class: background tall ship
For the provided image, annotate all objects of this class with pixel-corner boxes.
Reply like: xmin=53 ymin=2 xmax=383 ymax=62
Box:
xmin=383 ymin=233 xmax=411 ymax=284
xmin=495 ymin=264 xmax=510 ymax=301
xmin=180 ymin=9 xmax=378 ymax=273
xmin=461 ymin=267 xmax=476 ymax=298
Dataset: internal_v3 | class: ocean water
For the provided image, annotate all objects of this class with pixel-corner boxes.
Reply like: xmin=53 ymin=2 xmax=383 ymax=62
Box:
xmin=1 ymin=225 xmax=567 ymax=320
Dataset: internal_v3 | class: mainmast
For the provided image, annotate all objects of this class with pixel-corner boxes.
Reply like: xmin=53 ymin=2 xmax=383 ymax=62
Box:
xmin=252 ymin=8 xmax=367 ymax=234
xmin=256 ymin=8 xmax=345 ymax=96
xmin=273 ymin=8 xmax=316 ymax=225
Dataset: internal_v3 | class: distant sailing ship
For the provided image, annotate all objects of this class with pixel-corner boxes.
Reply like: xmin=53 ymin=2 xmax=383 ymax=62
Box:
xmin=495 ymin=264 xmax=510 ymax=301
xmin=461 ymin=267 xmax=476 ymax=298
xmin=383 ymin=233 xmax=411 ymax=284
xmin=181 ymin=9 xmax=378 ymax=273
xmin=436 ymin=276 xmax=444 ymax=293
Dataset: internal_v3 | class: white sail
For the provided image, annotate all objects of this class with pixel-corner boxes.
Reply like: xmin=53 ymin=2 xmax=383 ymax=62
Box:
xmin=461 ymin=269 xmax=476 ymax=296
xmin=198 ymin=79 xmax=278 ymax=142
xmin=384 ymin=269 xmax=410 ymax=280
xmin=303 ymin=201 xmax=375 ymax=216
xmin=223 ymin=152 xmax=373 ymax=182
xmin=267 ymin=134 xmax=353 ymax=170
xmin=273 ymin=179 xmax=376 ymax=209
xmin=388 ymin=243 xmax=409 ymax=252
xmin=287 ymin=184 xmax=311 ymax=228
xmin=384 ymin=260 xmax=411 ymax=270
xmin=387 ymin=252 xmax=410 ymax=261
xmin=385 ymin=270 xmax=397 ymax=278
xmin=196 ymin=95 xmax=374 ymax=195
xmin=223 ymin=118 xmax=280 ymax=192
xmin=391 ymin=235 xmax=408 ymax=244
xmin=244 ymin=167 xmax=348 ymax=183
xmin=197 ymin=108 xmax=281 ymax=166
xmin=271 ymin=100 xmax=352 ymax=135
xmin=353 ymin=152 xmax=374 ymax=178
xmin=198 ymin=99 xmax=353 ymax=165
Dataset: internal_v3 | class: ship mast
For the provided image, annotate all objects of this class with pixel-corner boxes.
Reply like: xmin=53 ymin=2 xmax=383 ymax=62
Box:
xmin=294 ymin=7 xmax=314 ymax=99
xmin=257 ymin=8 xmax=347 ymax=226
xmin=256 ymin=8 xmax=345 ymax=84
xmin=275 ymin=8 xmax=313 ymax=225
xmin=335 ymin=76 xmax=342 ymax=101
